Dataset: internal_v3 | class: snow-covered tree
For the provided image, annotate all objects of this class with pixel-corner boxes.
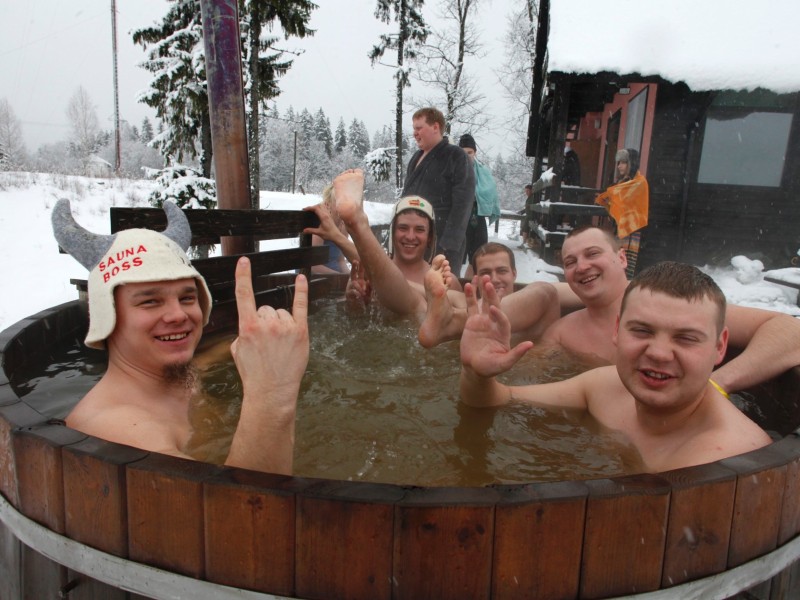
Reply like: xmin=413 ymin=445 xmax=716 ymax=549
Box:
xmin=134 ymin=0 xmax=316 ymax=192
xmin=411 ymin=0 xmax=488 ymax=136
xmin=140 ymin=117 xmax=155 ymax=145
xmin=242 ymin=0 xmax=315 ymax=207
xmin=334 ymin=117 xmax=348 ymax=153
xmin=147 ymin=163 xmax=217 ymax=210
xmin=314 ymin=108 xmax=333 ymax=157
xmin=364 ymin=147 xmax=395 ymax=182
xmin=133 ymin=1 xmax=211 ymax=175
xmin=348 ymin=118 xmax=371 ymax=159
xmin=0 ymin=98 xmax=27 ymax=171
xmin=369 ymin=0 xmax=429 ymax=187
xmin=66 ymin=86 xmax=107 ymax=175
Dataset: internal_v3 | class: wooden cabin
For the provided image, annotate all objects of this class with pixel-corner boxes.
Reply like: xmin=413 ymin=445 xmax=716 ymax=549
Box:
xmin=526 ymin=0 xmax=800 ymax=271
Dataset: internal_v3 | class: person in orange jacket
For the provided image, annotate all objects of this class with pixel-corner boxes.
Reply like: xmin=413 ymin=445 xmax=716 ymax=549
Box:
xmin=595 ymin=148 xmax=649 ymax=278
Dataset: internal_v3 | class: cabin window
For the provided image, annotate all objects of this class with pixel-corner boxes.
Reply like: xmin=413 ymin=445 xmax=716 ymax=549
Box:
xmin=697 ymin=109 xmax=793 ymax=187
xmin=623 ymin=87 xmax=648 ymax=153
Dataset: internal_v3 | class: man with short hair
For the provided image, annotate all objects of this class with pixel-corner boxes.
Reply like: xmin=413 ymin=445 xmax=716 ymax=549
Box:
xmin=459 ymin=261 xmax=772 ymax=473
xmin=402 ymin=107 xmax=475 ymax=269
xmin=471 ymin=242 xmax=517 ymax=299
xmin=520 ymin=183 xmax=535 ymax=245
xmin=52 ymin=200 xmax=308 ymax=475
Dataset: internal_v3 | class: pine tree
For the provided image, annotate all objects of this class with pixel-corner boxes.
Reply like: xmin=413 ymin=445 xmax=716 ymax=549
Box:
xmin=0 ymin=98 xmax=27 ymax=171
xmin=334 ymin=117 xmax=348 ymax=153
xmin=348 ymin=118 xmax=371 ymax=159
xmin=133 ymin=1 xmax=211 ymax=175
xmin=242 ymin=0 xmax=315 ymax=207
xmin=314 ymin=108 xmax=333 ymax=158
xmin=140 ymin=117 xmax=154 ymax=145
xmin=369 ymin=0 xmax=428 ymax=187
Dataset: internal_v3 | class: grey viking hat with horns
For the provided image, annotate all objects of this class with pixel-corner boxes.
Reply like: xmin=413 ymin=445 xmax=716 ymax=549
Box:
xmin=52 ymin=199 xmax=212 ymax=350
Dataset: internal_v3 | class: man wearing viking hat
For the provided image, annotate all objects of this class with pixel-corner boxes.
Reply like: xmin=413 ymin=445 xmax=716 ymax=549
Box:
xmin=52 ymin=200 xmax=308 ymax=475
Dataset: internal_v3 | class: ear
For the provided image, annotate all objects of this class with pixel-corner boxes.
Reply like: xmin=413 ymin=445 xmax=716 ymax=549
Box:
xmin=715 ymin=326 xmax=729 ymax=366
xmin=617 ymin=246 xmax=628 ymax=268
xmin=612 ymin=314 xmax=621 ymax=345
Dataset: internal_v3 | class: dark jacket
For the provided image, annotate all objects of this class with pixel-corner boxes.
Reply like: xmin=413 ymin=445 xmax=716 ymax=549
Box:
xmin=402 ymin=137 xmax=475 ymax=268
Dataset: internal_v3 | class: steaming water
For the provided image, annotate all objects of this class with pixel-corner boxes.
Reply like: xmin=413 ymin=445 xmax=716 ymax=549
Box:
xmin=15 ymin=297 xmax=647 ymax=486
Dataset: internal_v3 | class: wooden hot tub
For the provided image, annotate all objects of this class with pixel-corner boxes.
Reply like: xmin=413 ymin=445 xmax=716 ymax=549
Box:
xmin=2 ymin=294 xmax=800 ymax=599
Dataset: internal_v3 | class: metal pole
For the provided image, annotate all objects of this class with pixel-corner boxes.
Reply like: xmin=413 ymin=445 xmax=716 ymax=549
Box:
xmin=292 ymin=130 xmax=297 ymax=193
xmin=110 ymin=0 xmax=121 ymax=175
xmin=199 ymin=0 xmax=254 ymax=255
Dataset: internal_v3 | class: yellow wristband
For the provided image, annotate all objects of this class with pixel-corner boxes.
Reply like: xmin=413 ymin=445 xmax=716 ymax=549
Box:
xmin=708 ymin=379 xmax=729 ymax=399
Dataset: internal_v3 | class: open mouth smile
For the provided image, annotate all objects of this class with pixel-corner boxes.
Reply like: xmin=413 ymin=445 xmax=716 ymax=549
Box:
xmin=156 ymin=333 xmax=190 ymax=342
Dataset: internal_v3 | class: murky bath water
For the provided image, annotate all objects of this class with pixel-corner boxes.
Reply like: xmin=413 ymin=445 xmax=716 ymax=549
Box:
xmin=16 ymin=298 xmax=646 ymax=486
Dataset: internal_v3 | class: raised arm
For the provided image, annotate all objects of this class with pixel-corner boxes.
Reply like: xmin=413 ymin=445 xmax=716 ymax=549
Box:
xmin=303 ymin=202 xmax=359 ymax=265
xmin=227 ymin=256 xmax=309 ymax=474
xmin=712 ymin=304 xmax=800 ymax=393
xmin=459 ymin=278 xmax=533 ymax=407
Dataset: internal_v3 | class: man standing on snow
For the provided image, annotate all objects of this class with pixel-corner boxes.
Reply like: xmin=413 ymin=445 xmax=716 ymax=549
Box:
xmin=402 ymin=107 xmax=475 ymax=270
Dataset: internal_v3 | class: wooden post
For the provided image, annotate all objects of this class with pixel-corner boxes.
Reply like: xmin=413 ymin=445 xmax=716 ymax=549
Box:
xmin=199 ymin=0 xmax=254 ymax=256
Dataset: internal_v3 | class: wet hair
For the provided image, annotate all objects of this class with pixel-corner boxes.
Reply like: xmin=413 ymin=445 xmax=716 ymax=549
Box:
xmin=471 ymin=242 xmax=516 ymax=274
xmin=564 ymin=225 xmax=621 ymax=250
xmin=620 ymin=262 xmax=727 ymax=334
xmin=412 ymin=107 xmax=446 ymax=133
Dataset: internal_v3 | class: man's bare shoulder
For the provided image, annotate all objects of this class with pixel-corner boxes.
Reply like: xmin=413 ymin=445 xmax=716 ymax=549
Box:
xmin=66 ymin=388 xmax=191 ymax=457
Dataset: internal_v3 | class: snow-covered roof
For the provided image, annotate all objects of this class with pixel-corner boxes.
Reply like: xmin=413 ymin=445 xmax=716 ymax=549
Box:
xmin=548 ymin=0 xmax=800 ymax=93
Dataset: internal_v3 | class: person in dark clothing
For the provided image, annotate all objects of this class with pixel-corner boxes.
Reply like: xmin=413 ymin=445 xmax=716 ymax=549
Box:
xmin=402 ymin=107 xmax=475 ymax=271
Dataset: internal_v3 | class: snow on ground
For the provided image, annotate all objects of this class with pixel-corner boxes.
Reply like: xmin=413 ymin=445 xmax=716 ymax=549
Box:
xmin=0 ymin=171 xmax=797 ymax=335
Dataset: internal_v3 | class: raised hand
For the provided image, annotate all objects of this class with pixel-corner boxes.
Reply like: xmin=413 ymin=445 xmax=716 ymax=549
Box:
xmin=231 ymin=256 xmax=309 ymax=400
xmin=460 ymin=276 xmax=532 ymax=378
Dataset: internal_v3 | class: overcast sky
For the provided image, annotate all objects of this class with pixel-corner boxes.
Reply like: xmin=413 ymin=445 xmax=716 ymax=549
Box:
xmin=1 ymin=0 xmax=520 ymax=158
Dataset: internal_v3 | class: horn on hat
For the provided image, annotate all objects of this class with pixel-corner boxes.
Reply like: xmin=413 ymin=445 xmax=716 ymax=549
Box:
xmin=52 ymin=199 xmax=117 ymax=270
xmin=160 ymin=201 xmax=192 ymax=251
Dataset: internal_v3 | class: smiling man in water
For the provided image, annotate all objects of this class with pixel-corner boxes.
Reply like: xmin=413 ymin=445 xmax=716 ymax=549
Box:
xmin=52 ymin=200 xmax=308 ymax=475
xmin=459 ymin=261 xmax=772 ymax=472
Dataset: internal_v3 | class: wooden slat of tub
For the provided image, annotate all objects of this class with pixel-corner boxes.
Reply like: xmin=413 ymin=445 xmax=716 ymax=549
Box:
xmin=0 ymin=400 xmax=47 ymax=507
xmin=771 ymin=435 xmax=800 ymax=545
xmin=204 ymin=469 xmax=309 ymax=596
xmin=62 ymin=437 xmax=148 ymax=557
xmin=296 ymin=480 xmax=405 ymax=600
xmin=580 ymin=475 xmax=671 ymax=599
xmin=127 ymin=454 xmax=224 ymax=579
xmin=659 ymin=462 xmax=738 ymax=587
xmin=12 ymin=423 xmax=85 ymax=533
xmin=392 ymin=487 xmax=499 ymax=600
xmin=720 ymin=445 xmax=790 ymax=568
xmin=491 ymin=481 xmax=588 ymax=600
